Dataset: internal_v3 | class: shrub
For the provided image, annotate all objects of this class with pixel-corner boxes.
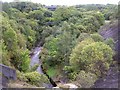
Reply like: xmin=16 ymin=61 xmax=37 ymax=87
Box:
xmin=16 ymin=70 xmax=27 ymax=82
xmin=70 ymin=38 xmax=94 ymax=69
xmin=70 ymin=40 xmax=114 ymax=77
xmin=90 ymin=33 xmax=104 ymax=42
xmin=14 ymin=49 xmax=30 ymax=72
xmin=30 ymin=64 xmax=39 ymax=72
xmin=75 ymin=71 xmax=97 ymax=88
xmin=77 ymin=33 xmax=90 ymax=42
xmin=104 ymin=38 xmax=115 ymax=49
xmin=24 ymin=71 xmax=50 ymax=87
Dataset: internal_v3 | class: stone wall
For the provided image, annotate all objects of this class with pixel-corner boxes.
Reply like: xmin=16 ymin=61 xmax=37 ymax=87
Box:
xmin=0 ymin=64 xmax=16 ymax=87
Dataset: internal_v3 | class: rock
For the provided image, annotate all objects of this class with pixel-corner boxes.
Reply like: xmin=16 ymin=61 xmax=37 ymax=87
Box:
xmin=57 ymin=83 xmax=78 ymax=88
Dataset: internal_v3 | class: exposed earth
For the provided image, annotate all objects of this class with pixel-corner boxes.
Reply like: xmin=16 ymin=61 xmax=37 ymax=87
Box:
xmin=92 ymin=20 xmax=119 ymax=88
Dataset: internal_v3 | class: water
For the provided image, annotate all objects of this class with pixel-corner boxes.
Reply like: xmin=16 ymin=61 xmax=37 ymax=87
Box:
xmin=30 ymin=46 xmax=78 ymax=88
xmin=30 ymin=47 xmax=55 ymax=88
xmin=30 ymin=47 xmax=43 ymax=74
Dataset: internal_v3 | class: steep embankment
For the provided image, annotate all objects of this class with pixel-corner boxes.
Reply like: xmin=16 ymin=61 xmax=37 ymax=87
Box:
xmin=93 ymin=20 xmax=119 ymax=88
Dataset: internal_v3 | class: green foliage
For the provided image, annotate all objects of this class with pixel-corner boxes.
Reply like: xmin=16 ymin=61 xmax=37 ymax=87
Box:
xmin=77 ymin=33 xmax=90 ymax=42
xmin=69 ymin=72 xmax=78 ymax=80
xmin=16 ymin=70 xmax=28 ymax=82
xmin=75 ymin=71 xmax=97 ymax=88
xmin=70 ymin=38 xmax=94 ymax=68
xmin=17 ymin=71 xmax=50 ymax=87
xmin=2 ymin=2 xmax=12 ymax=13
xmin=30 ymin=64 xmax=39 ymax=72
xmin=27 ymin=10 xmax=44 ymax=20
xmin=103 ymin=4 xmax=118 ymax=20
xmin=41 ymin=32 xmax=74 ymax=69
xmin=92 ymin=12 xmax=105 ymax=25
xmin=13 ymin=49 xmax=30 ymax=72
xmin=63 ymin=66 xmax=74 ymax=73
xmin=81 ymin=42 xmax=113 ymax=71
xmin=81 ymin=12 xmax=104 ymax=33
xmin=7 ymin=8 xmax=26 ymax=19
xmin=0 ymin=40 xmax=11 ymax=66
xmin=104 ymin=38 xmax=115 ymax=49
xmin=70 ymin=40 xmax=114 ymax=76
xmin=47 ymin=67 xmax=57 ymax=77
xmin=3 ymin=28 xmax=18 ymax=51
xmin=1 ymin=2 xmax=117 ymax=86
xmin=10 ymin=2 xmax=42 ymax=13
xmin=17 ymin=33 xmax=26 ymax=49
xmin=53 ymin=7 xmax=71 ymax=23
xmin=24 ymin=71 xmax=50 ymax=86
xmin=90 ymin=33 xmax=104 ymax=42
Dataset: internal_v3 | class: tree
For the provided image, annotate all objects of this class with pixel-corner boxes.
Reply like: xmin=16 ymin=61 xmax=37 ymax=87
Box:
xmin=77 ymin=33 xmax=90 ymax=42
xmin=53 ymin=7 xmax=77 ymax=24
xmin=70 ymin=41 xmax=114 ymax=77
xmin=0 ymin=39 xmax=11 ymax=66
xmin=92 ymin=12 xmax=105 ymax=25
xmin=75 ymin=70 xmax=97 ymax=88
xmin=24 ymin=71 xmax=50 ymax=86
xmin=13 ymin=49 xmax=30 ymax=72
xmin=7 ymin=8 xmax=26 ymax=19
xmin=81 ymin=15 xmax=101 ymax=33
xmin=53 ymin=7 xmax=70 ymax=22
xmin=3 ymin=28 xmax=18 ymax=51
xmin=10 ymin=2 xmax=42 ymax=12
xmin=2 ymin=2 xmax=12 ymax=13
xmin=41 ymin=32 xmax=74 ymax=69
xmin=70 ymin=38 xmax=94 ymax=69
xmin=27 ymin=9 xmax=45 ymax=25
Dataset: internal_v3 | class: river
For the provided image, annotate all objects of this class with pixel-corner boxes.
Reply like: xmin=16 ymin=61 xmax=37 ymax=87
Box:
xmin=30 ymin=47 xmax=43 ymax=74
xmin=30 ymin=46 xmax=57 ymax=88
xmin=30 ymin=46 xmax=78 ymax=88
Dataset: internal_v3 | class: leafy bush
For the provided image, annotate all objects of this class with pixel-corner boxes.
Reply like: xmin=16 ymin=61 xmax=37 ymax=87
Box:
xmin=70 ymin=38 xmax=94 ymax=69
xmin=105 ymin=38 xmax=115 ymax=49
xmin=75 ymin=71 xmax=97 ymax=88
xmin=30 ymin=64 xmax=39 ymax=72
xmin=70 ymin=40 xmax=114 ymax=77
xmin=1 ymin=40 xmax=11 ymax=66
xmin=47 ymin=67 xmax=57 ymax=77
xmin=16 ymin=70 xmax=27 ymax=82
xmin=13 ymin=49 xmax=30 ymax=72
xmin=63 ymin=66 xmax=76 ymax=79
xmin=77 ymin=33 xmax=90 ymax=42
xmin=90 ymin=33 xmax=104 ymax=42
xmin=24 ymin=71 xmax=50 ymax=86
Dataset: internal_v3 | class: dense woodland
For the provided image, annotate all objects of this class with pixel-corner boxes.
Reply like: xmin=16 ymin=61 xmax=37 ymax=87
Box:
xmin=1 ymin=2 xmax=118 ymax=88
